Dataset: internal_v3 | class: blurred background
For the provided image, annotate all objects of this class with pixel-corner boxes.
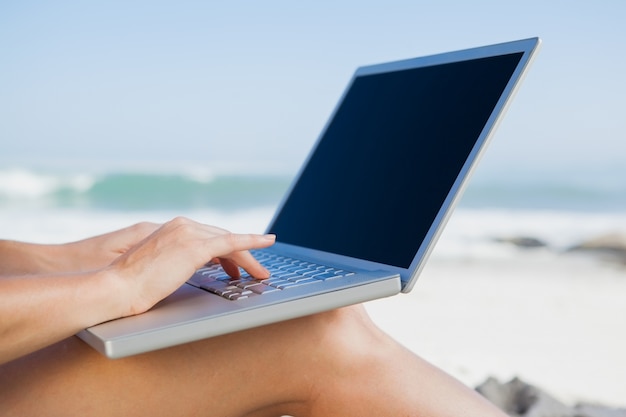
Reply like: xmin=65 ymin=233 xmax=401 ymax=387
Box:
xmin=1 ymin=0 xmax=625 ymax=407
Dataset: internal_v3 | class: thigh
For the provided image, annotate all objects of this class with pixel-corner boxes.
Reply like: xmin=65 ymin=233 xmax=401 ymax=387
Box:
xmin=0 ymin=306 xmax=506 ymax=417
xmin=0 ymin=324 xmax=313 ymax=417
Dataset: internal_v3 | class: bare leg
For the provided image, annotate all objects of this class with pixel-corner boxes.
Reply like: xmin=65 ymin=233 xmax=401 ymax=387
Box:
xmin=0 ymin=306 xmax=506 ymax=417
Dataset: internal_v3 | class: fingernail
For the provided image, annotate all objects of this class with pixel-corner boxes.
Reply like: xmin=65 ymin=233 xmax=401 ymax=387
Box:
xmin=264 ymin=234 xmax=276 ymax=241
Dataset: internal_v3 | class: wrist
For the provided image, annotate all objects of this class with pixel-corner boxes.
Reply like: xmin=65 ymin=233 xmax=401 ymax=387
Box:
xmin=78 ymin=267 xmax=135 ymax=326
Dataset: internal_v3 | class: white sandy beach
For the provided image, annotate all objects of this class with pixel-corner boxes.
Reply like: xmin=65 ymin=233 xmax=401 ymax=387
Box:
xmin=366 ymin=250 xmax=626 ymax=408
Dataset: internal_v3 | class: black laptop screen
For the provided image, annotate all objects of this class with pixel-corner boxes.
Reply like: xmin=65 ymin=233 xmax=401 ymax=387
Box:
xmin=268 ymin=52 xmax=523 ymax=268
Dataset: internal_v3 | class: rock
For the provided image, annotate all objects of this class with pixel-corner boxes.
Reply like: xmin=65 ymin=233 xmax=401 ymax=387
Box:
xmin=567 ymin=232 xmax=626 ymax=264
xmin=568 ymin=233 xmax=626 ymax=251
xmin=476 ymin=377 xmax=573 ymax=417
xmin=495 ymin=236 xmax=548 ymax=249
xmin=475 ymin=377 xmax=626 ymax=417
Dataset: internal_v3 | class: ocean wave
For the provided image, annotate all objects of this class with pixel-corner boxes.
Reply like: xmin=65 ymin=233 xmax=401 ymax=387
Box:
xmin=0 ymin=169 xmax=95 ymax=199
xmin=460 ymin=181 xmax=626 ymax=212
xmin=0 ymin=168 xmax=291 ymax=211
xmin=2 ymin=166 xmax=626 ymax=213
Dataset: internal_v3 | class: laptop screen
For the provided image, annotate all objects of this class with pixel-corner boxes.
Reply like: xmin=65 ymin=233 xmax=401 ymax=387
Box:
xmin=268 ymin=52 xmax=523 ymax=269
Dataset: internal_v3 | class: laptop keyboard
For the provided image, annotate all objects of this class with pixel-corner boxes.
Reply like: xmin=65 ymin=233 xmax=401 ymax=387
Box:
xmin=186 ymin=251 xmax=355 ymax=301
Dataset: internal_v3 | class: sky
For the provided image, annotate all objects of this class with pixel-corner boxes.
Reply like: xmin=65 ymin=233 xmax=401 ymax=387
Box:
xmin=1 ymin=1 xmax=625 ymax=180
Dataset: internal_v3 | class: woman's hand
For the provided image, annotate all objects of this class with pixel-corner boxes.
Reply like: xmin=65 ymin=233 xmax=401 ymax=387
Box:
xmin=60 ymin=222 xmax=161 ymax=272
xmin=106 ymin=217 xmax=275 ymax=316
xmin=0 ymin=217 xmax=275 ymax=364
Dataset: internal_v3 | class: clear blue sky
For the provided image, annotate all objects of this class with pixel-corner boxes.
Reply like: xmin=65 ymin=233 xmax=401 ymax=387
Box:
xmin=1 ymin=1 xmax=625 ymax=179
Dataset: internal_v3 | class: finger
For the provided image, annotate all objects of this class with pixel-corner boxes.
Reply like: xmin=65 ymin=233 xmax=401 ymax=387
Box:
xmin=222 ymin=250 xmax=270 ymax=279
xmin=203 ymin=233 xmax=275 ymax=278
xmin=219 ymin=258 xmax=241 ymax=278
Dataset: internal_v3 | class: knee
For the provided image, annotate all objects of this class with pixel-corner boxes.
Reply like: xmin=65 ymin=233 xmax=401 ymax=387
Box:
xmin=291 ymin=306 xmax=415 ymax=415
xmin=300 ymin=305 xmax=394 ymax=373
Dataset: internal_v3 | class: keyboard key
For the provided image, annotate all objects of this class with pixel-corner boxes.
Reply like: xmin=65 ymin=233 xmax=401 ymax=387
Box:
xmin=188 ymin=251 xmax=354 ymax=301
xmin=311 ymin=271 xmax=340 ymax=280
xmin=249 ymin=284 xmax=280 ymax=294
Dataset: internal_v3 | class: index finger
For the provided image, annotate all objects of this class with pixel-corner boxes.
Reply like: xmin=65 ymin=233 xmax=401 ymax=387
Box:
xmin=204 ymin=233 xmax=275 ymax=278
xmin=219 ymin=250 xmax=270 ymax=279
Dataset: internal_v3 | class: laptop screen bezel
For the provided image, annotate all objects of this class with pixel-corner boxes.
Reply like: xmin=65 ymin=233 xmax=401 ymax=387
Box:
xmin=265 ymin=37 xmax=541 ymax=292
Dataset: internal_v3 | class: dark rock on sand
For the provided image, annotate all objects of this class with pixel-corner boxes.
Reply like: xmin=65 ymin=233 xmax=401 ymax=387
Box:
xmin=476 ymin=377 xmax=626 ymax=417
xmin=494 ymin=236 xmax=548 ymax=249
xmin=567 ymin=232 xmax=626 ymax=264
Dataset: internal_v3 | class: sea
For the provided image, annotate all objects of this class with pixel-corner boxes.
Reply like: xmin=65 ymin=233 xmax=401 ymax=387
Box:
xmin=1 ymin=163 xmax=626 ymax=263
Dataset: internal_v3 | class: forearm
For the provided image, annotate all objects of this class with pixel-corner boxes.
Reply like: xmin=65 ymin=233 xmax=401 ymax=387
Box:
xmin=0 ymin=240 xmax=70 ymax=275
xmin=0 ymin=240 xmax=130 ymax=363
xmin=0 ymin=269 xmax=127 ymax=364
xmin=0 ymin=219 xmax=274 ymax=364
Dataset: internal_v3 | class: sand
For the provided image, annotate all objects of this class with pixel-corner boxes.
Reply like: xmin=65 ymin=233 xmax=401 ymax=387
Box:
xmin=365 ymin=250 xmax=626 ymax=408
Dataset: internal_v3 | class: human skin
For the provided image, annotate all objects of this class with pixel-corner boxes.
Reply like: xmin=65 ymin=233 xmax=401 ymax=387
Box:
xmin=0 ymin=218 xmax=508 ymax=417
xmin=0 ymin=218 xmax=275 ymax=364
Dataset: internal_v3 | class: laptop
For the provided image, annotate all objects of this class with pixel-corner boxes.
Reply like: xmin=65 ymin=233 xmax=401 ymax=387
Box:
xmin=78 ymin=37 xmax=541 ymax=358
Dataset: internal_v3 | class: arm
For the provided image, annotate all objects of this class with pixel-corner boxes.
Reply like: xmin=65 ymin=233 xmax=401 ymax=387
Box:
xmin=0 ymin=222 xmax=159 ymax=276
xmin=0 ymin=217 xmax=275 ymax=365
xmin=0 ymin=240 xmax=68 ymax=276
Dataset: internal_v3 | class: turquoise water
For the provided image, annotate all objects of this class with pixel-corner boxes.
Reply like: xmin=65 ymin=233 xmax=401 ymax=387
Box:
xmin=1 ymin=167 xmax=624 ymax=213
xmin=57 ymin=173 xmax=290 ymax=211
xmin=0 ymin=169 xmax=291 ymax=211
xmin=461 ymin=181 xmax=626 ymax=212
